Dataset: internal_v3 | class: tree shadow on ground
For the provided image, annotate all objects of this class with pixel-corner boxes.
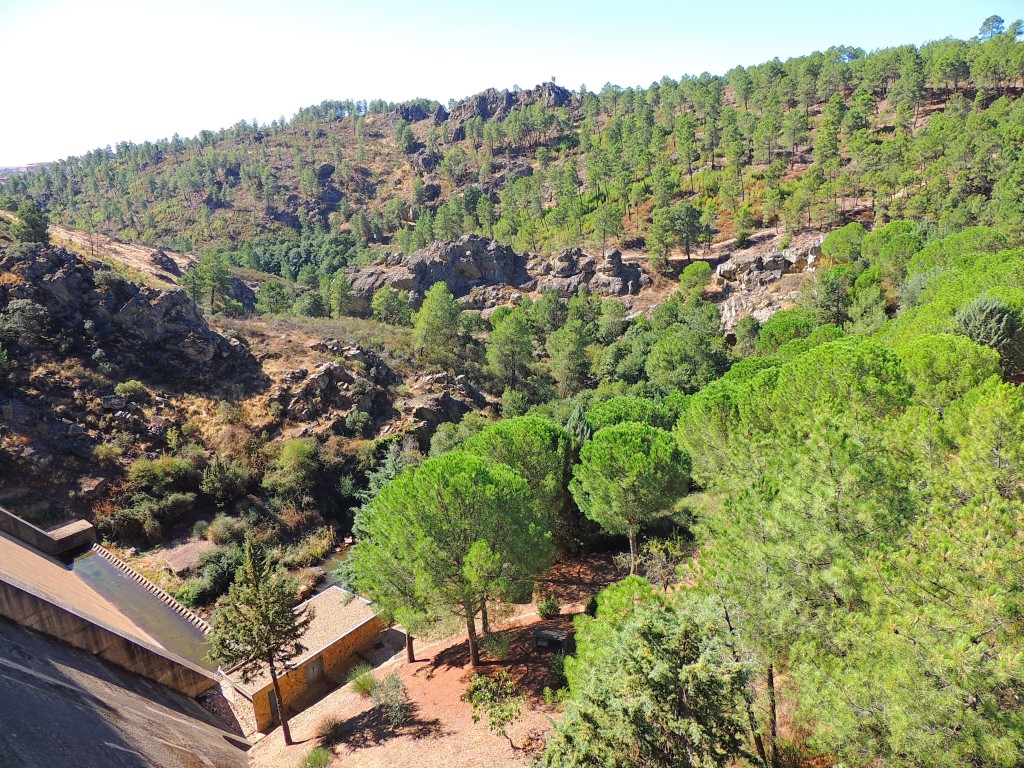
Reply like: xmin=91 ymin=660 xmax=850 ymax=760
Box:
xmin=320 ymin=704 xmax=448 ymax=751
xmin=428 ymin=617 xmax=577 ymax=700
xmin=536 ymin=552 xmax=622 ymax=606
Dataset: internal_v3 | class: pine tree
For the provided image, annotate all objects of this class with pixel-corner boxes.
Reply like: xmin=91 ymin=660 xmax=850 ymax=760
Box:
xmin=208 ymin=537 xmax=312 ymax=745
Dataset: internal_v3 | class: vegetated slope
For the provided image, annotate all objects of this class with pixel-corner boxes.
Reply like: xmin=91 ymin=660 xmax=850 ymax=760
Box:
xmin=4 ymin=31 xmax=1023 ymax=266
xmin=3 ymin=28 xmax=1024 ymax=768
xmin=0 ymin=239 xmax=486 ymax=548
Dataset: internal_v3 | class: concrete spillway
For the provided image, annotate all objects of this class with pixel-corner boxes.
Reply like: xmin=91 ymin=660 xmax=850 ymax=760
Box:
xmin=72 ymin=550 xmax=214 ymax=671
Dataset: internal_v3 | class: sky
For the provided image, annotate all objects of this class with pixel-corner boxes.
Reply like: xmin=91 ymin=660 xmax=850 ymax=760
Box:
xmin=0 ymin=0 xmax=1017 ymax=166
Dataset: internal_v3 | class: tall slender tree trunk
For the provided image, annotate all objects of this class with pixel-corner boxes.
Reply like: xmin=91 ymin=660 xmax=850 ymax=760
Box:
xmin=767 ymin=662 xmax=779 ymax=766
xmin=481 ymin=599 xmax=491 ymax=637
xmin=722 ymin=607 xmax=768 ymax=768
xmin=465 ymin=602 xmax=481 ymax=667
xmin=268 ymin=663 xmax=293 ymax=745
xmin=628 ymin=530 xmax=638 ymax=575
xmin=405 ymin=631 xmax=416 ymax=663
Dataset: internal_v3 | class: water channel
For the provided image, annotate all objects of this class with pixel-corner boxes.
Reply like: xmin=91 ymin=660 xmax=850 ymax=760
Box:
xmin=71 ymin=549 xmax=215 ymax=671
xmin=313 ymin=546 xmax=350 ymax=592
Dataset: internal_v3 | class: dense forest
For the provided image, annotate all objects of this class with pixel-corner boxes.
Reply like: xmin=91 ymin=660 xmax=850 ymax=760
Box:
xmin=2 ymin=15 xmax=1024 ymax=768
xmin=4 ymin=16 xmax=1024 ymax=275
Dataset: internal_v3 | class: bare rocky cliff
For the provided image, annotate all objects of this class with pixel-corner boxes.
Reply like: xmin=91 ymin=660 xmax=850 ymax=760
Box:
xmin=346 ymin=234 xmax=651 ymax=315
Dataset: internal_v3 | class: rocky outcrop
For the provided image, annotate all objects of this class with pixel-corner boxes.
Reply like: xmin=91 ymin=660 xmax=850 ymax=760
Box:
xmin=530 ymin=249 xmax=651 ymax=297
xmin=347 ymin=235 xmax=530 ymax=313
xmin=226 ymin=277 xmax=257 ymax=312
xmin=714 ymin=237 xmax=824 ymax=330
xmin=347 ymin=236 xmax=651 ymax=314
xmin=150 ymin=249 xmax=180 ymax=276
xmin=267 ymin=342 xmax=400 ymax=431
xmin=0 ymin=245 xmax=263 ymax=389
xmin=446 ymin=83 xmax=574 ymax=139
xmin=397 ymin=372 xmax=488 ymax=445
xmin=388 ymin=101 xmax=448 ymax=125
xmin=0 ymin=244 xmax=269 ymax=520
xmin=715 ymin=239 xmax=821 ymax=288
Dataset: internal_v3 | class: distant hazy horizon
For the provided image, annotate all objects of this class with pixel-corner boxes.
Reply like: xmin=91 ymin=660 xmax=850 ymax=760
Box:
xmin=0 ymin=0 xmax=1015 ymax=166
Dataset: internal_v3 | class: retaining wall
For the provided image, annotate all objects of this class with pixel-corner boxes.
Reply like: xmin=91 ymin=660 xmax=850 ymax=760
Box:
xmin=0 ymin=504 xmax=95 ymax=556
xmin=0 ymin=571 xmax=217 ymax=698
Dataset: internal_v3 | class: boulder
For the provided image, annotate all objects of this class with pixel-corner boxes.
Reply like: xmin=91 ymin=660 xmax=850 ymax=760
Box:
xmin=150 ymin=249 xmax=180 ymax=276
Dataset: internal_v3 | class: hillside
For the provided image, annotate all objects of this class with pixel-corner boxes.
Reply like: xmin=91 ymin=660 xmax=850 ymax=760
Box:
xmin=3 ymin=18 xmax=1024 ymax=768
xmin=5 ymin=35 xmax=1024 ymax=269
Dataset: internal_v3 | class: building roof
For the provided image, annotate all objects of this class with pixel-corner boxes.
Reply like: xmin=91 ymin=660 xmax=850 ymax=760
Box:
xmin=224 ymin=585 xmax=378 ymax=695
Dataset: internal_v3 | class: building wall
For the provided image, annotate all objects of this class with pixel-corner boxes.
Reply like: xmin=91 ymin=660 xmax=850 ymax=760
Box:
xmin=249 ymin=615 xmax=383 ymax=731
xmin=322 ymin=615 xmax=382 ymax=681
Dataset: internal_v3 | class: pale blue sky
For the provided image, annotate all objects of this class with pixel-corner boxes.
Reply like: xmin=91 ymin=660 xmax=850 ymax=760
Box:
xmin=0 ymin=0 xmax=1016 ymax=166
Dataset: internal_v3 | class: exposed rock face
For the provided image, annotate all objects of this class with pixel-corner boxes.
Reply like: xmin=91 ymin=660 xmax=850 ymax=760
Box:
xmin=149 ymin=249 xmax=180 ymax=276
xmin=714 ymin=237 xmax=824 ymax=330
xmin=0 ymin=245 xmax=263 ymax=388
xmin=268 ymin=342 xmax=401 ymax=429
xmin=531 ymin=249 xmax=651 ymax=297
xmin=398 ymin=372 xmax=488 ymax=446
xmin=389 ymin=102 xmax=448 ymax=125
xmin=0 ymin=244 xmax=268 ymax=520
xmin=446 ymin=83 xmax=574 ymax=139
xmin=346 ymin=236 xmax=651 ymax=314
xmin=347 ymin=235 xmax=530 ymax=313
xmin=226 ymin=277 xmax=257 ymax=312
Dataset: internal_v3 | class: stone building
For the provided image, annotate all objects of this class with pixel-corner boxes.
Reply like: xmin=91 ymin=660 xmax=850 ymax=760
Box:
xmin=220 ymin=585 xmax=382 ymax=733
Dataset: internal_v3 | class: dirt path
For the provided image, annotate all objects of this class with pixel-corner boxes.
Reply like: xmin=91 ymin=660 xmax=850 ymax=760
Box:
xmin=48 ymin=223 xmax=195 ymax=288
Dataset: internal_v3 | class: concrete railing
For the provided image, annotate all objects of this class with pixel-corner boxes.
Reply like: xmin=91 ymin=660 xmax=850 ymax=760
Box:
xmin=91 ymin=544 xmax=211 ymax=634
xmin=0 ymin=505 xmax=96 ymax=556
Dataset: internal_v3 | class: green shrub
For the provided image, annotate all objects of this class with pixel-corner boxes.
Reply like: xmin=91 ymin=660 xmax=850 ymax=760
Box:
xmin=953 ymin=295 xmax=1022 ymax=369
xmin=278 ymin=528 xmax=336 ymax=568
xmin=345 ymin=410 xmax=372 ymax=437
xmin=347 ymin=663 xmax=376 ymax=697
xmin=463 ymin=670 xmax=525 ymax=748
xmin=755 ymin=308 xmax=819 ymax=356
xmin=114 ymin=379 xmax=149 ymax=403
xmin=262 ymin=438 xmax=321 ymax=503
xmin=127 ymin=455 xmax=201 ymax=497
xmin=0 ymin=298 xmax=49 ymax=343
xmin=192 ymin=519 xmax=210 ymax=539
xmin=97 ymin=492 xmax=197 ymax=543
xmin=175 ymin=543 xmax=243 ymax=606
xmin=821 ymin=222 xmax=866 ymax=263
xmin=679 ymin=261 xmax=713 ymax=298
xmin=92 ymin=441 xmax=124 ymax=463
xmin=537 ymin=595 xmax=562 ymax=620
xmin=548 ymin=651 xmax=568 ymax=690
xmin=733 ymin=315 xmax=761 ymax=358
xmin=371 ymin=672 xmax=411 ymax=728
xmin=207 ymin=513 xmax=246 ymax=544
xmin=200 ymin=456 xmax=250 ymax=507
xmin=315 ymin=716 xmax=345 ymax=747
xmin=298 ymin=746 xmax=332 ymax=768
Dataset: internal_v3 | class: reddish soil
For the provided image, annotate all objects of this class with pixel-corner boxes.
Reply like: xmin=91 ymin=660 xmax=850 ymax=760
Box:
xmin=250 ymin=554 xmax=624 ymax=768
